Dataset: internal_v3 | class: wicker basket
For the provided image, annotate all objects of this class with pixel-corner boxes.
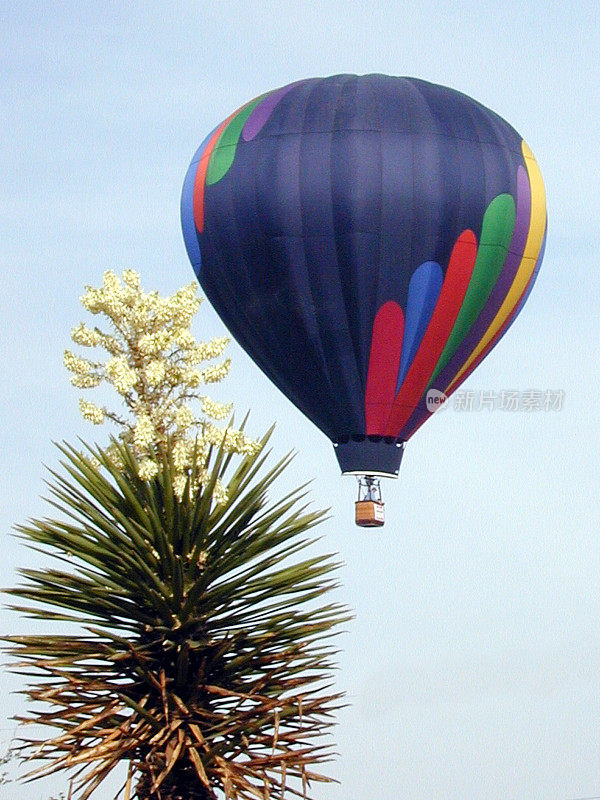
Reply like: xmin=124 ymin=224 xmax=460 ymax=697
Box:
xmin=355 ymin=500 xmax=385 ymax=528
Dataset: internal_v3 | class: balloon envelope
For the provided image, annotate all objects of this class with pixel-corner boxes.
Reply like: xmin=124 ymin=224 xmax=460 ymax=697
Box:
xmin=181 ymin=75 xmax=547 ymax=476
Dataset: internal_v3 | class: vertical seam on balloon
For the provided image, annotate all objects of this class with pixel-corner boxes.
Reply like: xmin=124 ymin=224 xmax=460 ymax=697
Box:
xmin=325 ymin=74 xmax=365 ymax=431
xmin=407 ymin=78 xmax=418 ymax=312
xmin=368 ymin=73 xmax=386 ymax=408
xmin=448 ymin=81 xmax=465 ymax=305
xmin=332 ymin=75 xmax=366 ymax=395
xmin=418 ymin=80 xmax=445 ymax=300
xmin=296 ymin=78 xmax=343 ymax=427
xmin=210 ymin=147 xmax=273 ymax=362
xmin=359 ymin=74 xmax=383 ymax=398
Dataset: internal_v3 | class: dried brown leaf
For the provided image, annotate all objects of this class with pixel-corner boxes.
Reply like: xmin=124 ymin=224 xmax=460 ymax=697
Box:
xmin=188 ymin=746 xmax=210 ymax=788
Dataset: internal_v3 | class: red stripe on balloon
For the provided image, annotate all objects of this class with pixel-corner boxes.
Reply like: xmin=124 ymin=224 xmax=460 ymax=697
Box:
xmin=192 ymin=110 xmax=239 ymax=234
xmin=383 ymin=230 xmax=478 ymax=438
xmin=365 ymin=301 xmax=404 ymax=435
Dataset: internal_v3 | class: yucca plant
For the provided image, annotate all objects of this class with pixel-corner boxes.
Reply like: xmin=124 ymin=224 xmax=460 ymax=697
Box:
xmin=4 ymin=432 xmax=348 ymax=800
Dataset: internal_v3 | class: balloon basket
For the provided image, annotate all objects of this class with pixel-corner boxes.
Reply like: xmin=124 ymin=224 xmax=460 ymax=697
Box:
xmin=355 ymin=476 xmax=385 ymax=528
xmin=355 ymin=500 xmax=385 ymax=527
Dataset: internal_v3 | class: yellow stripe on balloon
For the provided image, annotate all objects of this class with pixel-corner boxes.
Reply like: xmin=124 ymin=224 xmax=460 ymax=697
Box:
xmin=444 ymin=140 xmax=546 ymax=392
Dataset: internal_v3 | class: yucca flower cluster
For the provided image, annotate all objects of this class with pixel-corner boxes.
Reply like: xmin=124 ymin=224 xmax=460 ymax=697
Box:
xmin=64 ymin=270 xmax=258 ymax=500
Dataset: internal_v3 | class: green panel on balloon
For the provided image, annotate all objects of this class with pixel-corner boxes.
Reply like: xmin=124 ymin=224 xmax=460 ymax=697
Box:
xmin=206 ymin=96 xmax=268 ymax=186
xmin=428 ymin=193 xmax=516 ymax=385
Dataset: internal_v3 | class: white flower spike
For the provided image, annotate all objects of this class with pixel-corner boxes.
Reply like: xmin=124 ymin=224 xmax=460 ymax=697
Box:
xmin=67 ymin=270 xmax=259 ymax=500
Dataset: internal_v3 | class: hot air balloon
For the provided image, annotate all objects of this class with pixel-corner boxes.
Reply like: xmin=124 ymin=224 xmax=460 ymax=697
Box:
xmin=181 ymin=75 xmax=547 ymax=527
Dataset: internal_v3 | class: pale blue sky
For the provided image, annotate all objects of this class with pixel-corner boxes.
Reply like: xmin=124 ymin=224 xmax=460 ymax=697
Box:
xmin=1 ymin=2 xmax=599 ymax=798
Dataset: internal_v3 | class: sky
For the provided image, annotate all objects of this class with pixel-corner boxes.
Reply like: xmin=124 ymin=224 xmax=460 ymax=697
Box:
xmin=1 ymin=1 xmax=599 ymax=798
